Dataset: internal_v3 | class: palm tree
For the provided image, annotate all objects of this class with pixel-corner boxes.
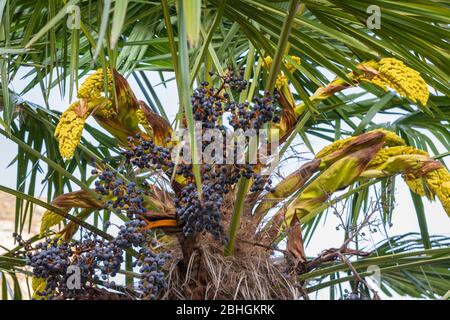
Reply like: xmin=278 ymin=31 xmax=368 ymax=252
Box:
xmin=0 ymin=0 xmax=449 ymax=300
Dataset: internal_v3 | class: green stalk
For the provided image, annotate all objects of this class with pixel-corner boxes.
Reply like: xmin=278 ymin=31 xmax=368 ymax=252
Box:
xmin=190 ymin=0 xmax=227 ymax=85
xmin=265 ymin=0 xmax=301 ymax=92
xmin=223 ymin=46 xmax=259 ymax=256
xmin=176 ymin=0 xmax=203 ymax=198
xmin=224 ymin=177 xmax=250 ymax=256
xmin=410 ymin=191 xmax=432 ymax=249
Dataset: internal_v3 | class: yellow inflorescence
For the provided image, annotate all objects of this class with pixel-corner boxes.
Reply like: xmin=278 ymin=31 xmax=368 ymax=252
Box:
xmin=261 ymin=56 xmax=273 ymax=69
xmin=54 ymin=102 xmax=88 ymax=160
xmin=365 ymin=58 xmax=429 ymax=106
xmin=285 ymin=56 xmax=301 ymax=73
xmin=261 ymin=55 xmax=301 ymax=89
xmin=275 ymin=74 xmax=288 ymax=90
xmin=406 ymin=168 xmax=450 ymax=216
xmin=425 ymin=168 xmax=450 ymax=216
xmin=368 ymin=146 xmax=428 ymax=169
xmin=315 ymin=136 xmax=354 ymax=159
xmin=315 ymin=129 xmax=405 ymax=159
xmin=381 ymin=129 xmax=406 ymax=147
xmin=77 ymin=68 xmax=113 ymax=99
xmin=136 ymin=108 xmax=152 ymax=133
xmin=94 ymin=100 xmax=116 ymax=120
xmin=365 ymin=143 xmax=450 ymax=214
xmin=403 ymin=173 xmax=427 ymax=196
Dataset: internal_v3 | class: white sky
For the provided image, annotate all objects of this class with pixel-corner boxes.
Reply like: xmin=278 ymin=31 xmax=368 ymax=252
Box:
xmin=1 ymin=68 xmax=449 ymax=299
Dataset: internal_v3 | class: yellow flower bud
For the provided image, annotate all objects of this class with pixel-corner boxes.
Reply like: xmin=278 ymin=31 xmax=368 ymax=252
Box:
xmin=362 ymin=58 xmax=429 ymax=106
xmin=275 ymin=74 xmax=288 ymax=90
xmin=136 ymin=108 xmax=152 ymax=134
xmin=261 ymin=56 xmax=273 ymax=69
xmin=54 ymin=102 xmax=88 ymax=160
xmin=315 ymin=129 xmax=405 ymax=159
xmin=285 ymin=55 xmax=301 ymax=73
xmin=368 ymin=146 xmax=428 ymax=169
xmin=423 ymin=168 xmax=450 ymax=216
xmin=77 ymin=68 xmax=113 ymax=99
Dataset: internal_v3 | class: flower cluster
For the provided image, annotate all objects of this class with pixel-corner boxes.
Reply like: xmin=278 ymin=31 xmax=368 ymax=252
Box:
xmin=315 ymin=129 xmax=406 ymax=159
xmin=261 ymin=55 xmax=301 ymax=89
xmin=54 ymin=102 xmax=90 ymax=160
xmin=77 ymin=68 xmax=113 ymax=99
xmin=364 ymin=58 xmax=429 ymax=106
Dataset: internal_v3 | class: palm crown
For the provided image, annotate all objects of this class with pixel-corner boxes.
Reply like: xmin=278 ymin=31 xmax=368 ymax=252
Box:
xmin=0 ymin=0 xmax=449 ymax=300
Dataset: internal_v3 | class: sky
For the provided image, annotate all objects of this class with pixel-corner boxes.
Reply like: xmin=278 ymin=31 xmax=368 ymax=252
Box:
xmin=1 ymin=68 xmax=449 ymax=299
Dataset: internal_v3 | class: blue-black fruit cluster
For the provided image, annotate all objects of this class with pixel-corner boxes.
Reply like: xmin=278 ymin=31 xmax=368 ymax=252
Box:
xmin=174 ymin=72 xmax=280 ymax=240
xmin=224 ymin=67 xmax=247 ymax=92
xmin=17 ymin=68 xmax=283 ymax=299
xmin=94 ymin=176 xmax=146 ymax=218
xmin=228 ymin=91 xmax=281 ymax=131
xmin=123 ymin=133 xmax=173 ymax=170
xmin=133 ymin=247 xmax=170 ymax=299
xmin=17 ymin=157 xmax=171 ymax=299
